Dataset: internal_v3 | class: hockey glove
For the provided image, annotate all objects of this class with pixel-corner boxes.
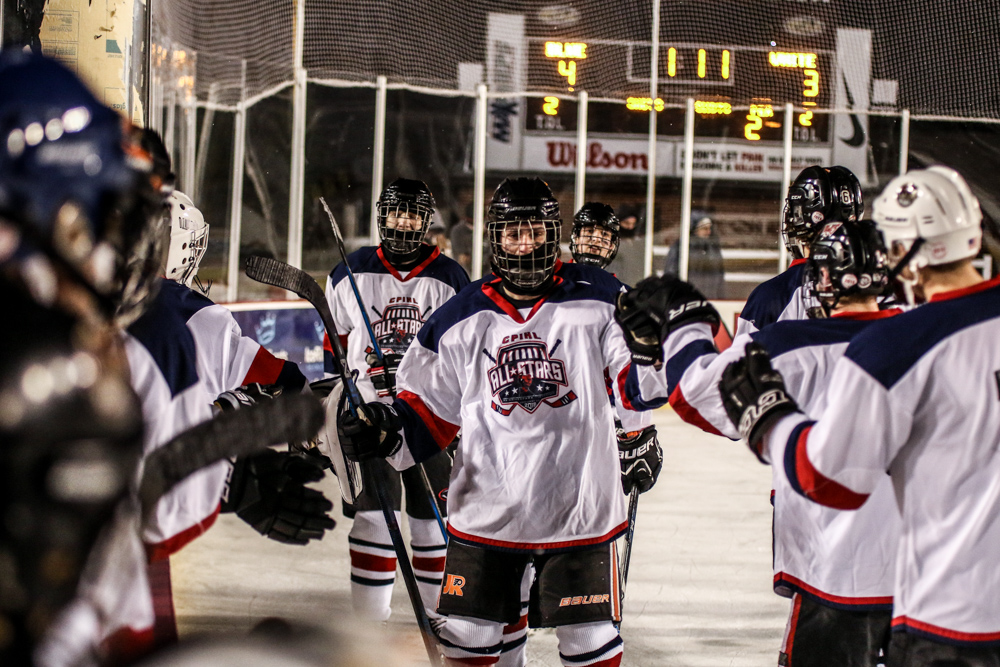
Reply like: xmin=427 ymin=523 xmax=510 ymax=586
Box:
xmin=337 ymin=401 xmax=402 ymax=462
xmin=614 ymin=275 xmax=720 ymax=366
xmin=719 ymin=342 xmax=799 ymax=461
xmin=618 ymin=426 xmax=663 ymax=495
xmin=365 ymin=352 xmax=403 ymax=398
xmin=222 ymin=449 xmax=336 ymax=545
xmin=214 ymin=383 xmax=282 ymax=413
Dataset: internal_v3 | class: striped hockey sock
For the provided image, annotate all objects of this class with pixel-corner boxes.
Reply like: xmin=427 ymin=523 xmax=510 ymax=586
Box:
xmin=556 ymin=621 xmax=623 ymax=667
xmin=409 ymin=517 xmax=447 ymax=615
xmin=348 ymin=510 xmax=399 ymax=621
xmin=438 ymin=614 xmax=504 ymax=666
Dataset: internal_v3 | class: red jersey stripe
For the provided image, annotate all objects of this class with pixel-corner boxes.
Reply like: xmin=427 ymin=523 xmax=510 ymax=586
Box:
xmin=397 ymin=390 xmax=460 ymax=449
xmin=241 ymin=345 xmax=285 ymax=385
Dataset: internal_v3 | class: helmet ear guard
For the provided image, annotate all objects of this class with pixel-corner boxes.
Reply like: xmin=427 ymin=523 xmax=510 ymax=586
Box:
xmin=571 ymin=202 xmax=620 ymax=269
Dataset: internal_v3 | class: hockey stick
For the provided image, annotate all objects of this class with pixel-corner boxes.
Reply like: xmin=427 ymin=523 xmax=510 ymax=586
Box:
xmin=139 ymin=393 xmax=324 ymax=514
xmin=320 ymin=196 xmax=449 ymax=543
xmin=245 ymin=255 xmax=442 ymax=666
xmin=616 ymin=487 xmax=640 ymax=626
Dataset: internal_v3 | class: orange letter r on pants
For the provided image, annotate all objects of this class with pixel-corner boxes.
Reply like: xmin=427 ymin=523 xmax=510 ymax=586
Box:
xmin=443 ymin=574 xmax=466 ymax=596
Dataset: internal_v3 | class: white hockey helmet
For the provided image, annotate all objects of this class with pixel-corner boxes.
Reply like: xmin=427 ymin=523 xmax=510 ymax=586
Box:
xmin=164 ymin=190 xmax=209 ymax=286
xmin=872 ymin=166 xmax=982 ymax=273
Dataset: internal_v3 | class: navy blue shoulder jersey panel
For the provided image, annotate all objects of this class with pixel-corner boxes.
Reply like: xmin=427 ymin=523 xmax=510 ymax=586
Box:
xmin=548 ymin=262 xmax=623 ymax=306
xmin=127 ymin=279 xmax=200 ymax=397
xmin=418 ymin=252 xmax=471 ymax=292
xmin=328 ymin=246 xmax=385 ymax=291
xmin=753 ymin=318 xmax=872 ymax=360
xmin=846 ymin=283 xmax=1000 ymax=390
xmin=157 ymin=278 xmax=215 ymax=322
xmin=740 ymin=263 xmax=806 ymax=330
xmin=416 ymin=280 xmax=504 ymax=353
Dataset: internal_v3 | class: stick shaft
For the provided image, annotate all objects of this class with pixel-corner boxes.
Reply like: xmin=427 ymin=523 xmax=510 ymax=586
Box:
xmin=618 ymin=488 xmax=640 ymax=615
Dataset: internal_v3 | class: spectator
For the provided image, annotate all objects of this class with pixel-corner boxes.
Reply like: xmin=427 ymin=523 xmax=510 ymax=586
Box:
xmin=605 ymin=205 xmax=646 ymax=286
xmin=664 ymin=216 xmax=725 ymax=298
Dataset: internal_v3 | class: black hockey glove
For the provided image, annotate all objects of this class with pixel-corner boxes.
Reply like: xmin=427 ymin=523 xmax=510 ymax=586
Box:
xmin=614 ymin=275 xmax=720 ymax=366
xmin=337 ymin=401 xmax=402 ymax=462
xmin=214 ymin=383 xmax=283 ymax=412
xmin=221 ymin=449 xmax=336 ymax=545
xmin=618 ymin=426 xmax=663 ymax=495
xmin=719 ymin=342 xmax=799 ymax=461
xmin=365 ymin=352 xmax=403 ymax=398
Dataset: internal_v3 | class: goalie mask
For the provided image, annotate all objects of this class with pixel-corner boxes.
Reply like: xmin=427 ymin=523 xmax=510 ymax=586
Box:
xmin=376 ymin=178 xmax=435 ymax=265
xmin=782 ymin=165 xmax=864 ymax=260
xmin=872 ymin=167 xmax=982 ymax=307
xmin=488 ymin=177 xmax=562 ymax=296
xmin=165 ymin=190 xmax=209 ymax=287
xmin=571 ymin=202 xmax=620 ymax=269
xmin=804 ymin=218 xmax=889 ymax=317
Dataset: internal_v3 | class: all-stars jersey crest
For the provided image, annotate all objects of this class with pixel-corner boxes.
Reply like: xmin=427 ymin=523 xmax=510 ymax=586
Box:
xmin=386 ymin=262 xmax=643 ymax=552
xmin=323 ymin=244 xmax=469 ymax=402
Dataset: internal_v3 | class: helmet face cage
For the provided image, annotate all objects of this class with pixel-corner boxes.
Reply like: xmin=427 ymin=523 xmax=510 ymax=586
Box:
xmin=377 ymin=200 xmax=433 ymax=261
xmin=804 ymin=220 xmax=888 ymax=315
xmin=165 ymin=192 xmax=209 ymax=287
xmin=782 ymin=166 xmax=863 ymax=259
xmin=489 ymin=217 xmax=561 ymax=293
xmin=571 ymin=203 xmax=620 ymax=268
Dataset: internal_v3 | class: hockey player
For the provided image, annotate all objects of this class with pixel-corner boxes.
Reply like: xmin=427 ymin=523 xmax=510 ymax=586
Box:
xmin=616 ymin=219 xmax=901 ymax=666
xmin=570 ymin=202 xmax=621 ymax=269
xmin=737 ymin=165 xmax=864 ymax=337
xmin=322 ymin=177 xmax=469 ymax=621
xmin=719 ymin=166 xmax=1000 ymax=666
xmin=337 ymin=177 xmax=662 ymax=667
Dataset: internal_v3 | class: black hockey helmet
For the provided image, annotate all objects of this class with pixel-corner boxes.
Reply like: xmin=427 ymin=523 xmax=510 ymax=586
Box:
xmin=487 ymin=177 xmax=562 ymax=296
xmin=804 ymin=218 xmax=889 ymax=317
xmin=571 ymin=202 xmax=620 ymax=269
xmin=376 ymin=177 xmax=435 ymax=264
xmin=782 ymin=165 xmax=864 ymax=260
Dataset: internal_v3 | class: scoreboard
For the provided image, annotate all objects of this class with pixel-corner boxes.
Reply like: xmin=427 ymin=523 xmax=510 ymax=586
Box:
xmin=525 ymin=40 xmax=833 ymax=145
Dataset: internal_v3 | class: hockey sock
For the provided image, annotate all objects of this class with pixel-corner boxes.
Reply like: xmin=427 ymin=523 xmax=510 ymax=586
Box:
xmin=555 ymin=621 xmax=623 ymax=667
xmin=348 ymin=510 xmax=399 ymax=621
xmin=409 ymin=517 xmax=447 ymax=615
xmin=497 ymin=563 xmax=534 ymax=667
xmin=438 ymin=614 xmax=504 ymax=665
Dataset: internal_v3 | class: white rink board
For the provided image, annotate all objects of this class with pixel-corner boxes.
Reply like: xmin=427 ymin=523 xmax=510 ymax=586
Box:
xmin=171 ymin=408 xmax=788 ymax=665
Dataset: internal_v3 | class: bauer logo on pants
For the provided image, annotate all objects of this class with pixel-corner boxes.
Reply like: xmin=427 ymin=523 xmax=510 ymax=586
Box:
xmin=559 ymin=594 xmax=610 ymax=606
xmin=486 ymin=334 xmax=575 ymax=414
xmin=442 ymin=574 xmax=466 ymax=596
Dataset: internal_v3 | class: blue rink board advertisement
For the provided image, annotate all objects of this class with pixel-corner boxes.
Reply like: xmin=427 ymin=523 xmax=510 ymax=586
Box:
xmin=229 ymin=302 xmax=327 ymax=383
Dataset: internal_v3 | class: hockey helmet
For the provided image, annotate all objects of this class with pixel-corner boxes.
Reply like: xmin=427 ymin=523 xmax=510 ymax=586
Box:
xmin=0 ymin=52 xmax=166 ymax=323
xmin=804 ymin=218 xmax=889 ymax=316
xmin=571 ymin=202 xmax=620 ymax=269
xmin=164 ymin=191 xmax=209 ymax=287
xmin=376 ymin=177 xmax=435 ymax=264
xmin=487 ymin=177 xmax=562 ymax=295
xmin=782 ymin=165 xmax=864 ymax=259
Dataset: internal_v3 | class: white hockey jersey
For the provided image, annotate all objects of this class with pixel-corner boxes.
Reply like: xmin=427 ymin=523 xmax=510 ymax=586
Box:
xmin=734 ymin=258 xmax=815 ymax=338
xmin=125 ymin=281 xmax=222 ymax=559
xmin=323 ymin=244 xmax=469 ymax=402
xmin=643 ymin=311 xmax=901 ymax=608
xmin=775 ymin=276 xmax=1000 ymax=644
xmin=388 ymin=262 xmax=641 ymax=551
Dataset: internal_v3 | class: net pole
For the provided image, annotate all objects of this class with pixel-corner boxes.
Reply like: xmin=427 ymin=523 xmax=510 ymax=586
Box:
xmin=370 ymin=76 xmax=388 ymax=246
xmin=643 ymin=0 xmax=661 ymax=278
xmin=899 ymin=109 xmax=910 ymax=174
xmin=226 ymin=61 xmax=248 ymax=303
xmin=288 ymin=0 xmax=306 ymax=269
xmin=183 ymin=93 xmax=197 ymax=196
xmin=471 ymin=84 xmax=488 ymax=281
xmin=574 ymin=90 xmax=589 ymax=215
xmin=678 ymin=97 xmax=694 ymax=281
xmin=779 ymin=102 xmax=794 ymax=273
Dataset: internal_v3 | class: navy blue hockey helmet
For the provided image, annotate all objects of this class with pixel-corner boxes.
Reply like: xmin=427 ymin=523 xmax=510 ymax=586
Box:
xmin=487 ymin=177 xmax=562 ymax=295
xmin=571 ymin=202 xmax=620 ymax=269
xmin=782 ymin=165 xmax=864 ymax=260
xmin=804 ymin=218 xmax=889 ymax=316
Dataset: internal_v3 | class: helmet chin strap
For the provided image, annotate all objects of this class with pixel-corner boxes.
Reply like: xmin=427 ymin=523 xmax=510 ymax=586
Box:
xmin=886 ymin=237 xmax=926 ymax=306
